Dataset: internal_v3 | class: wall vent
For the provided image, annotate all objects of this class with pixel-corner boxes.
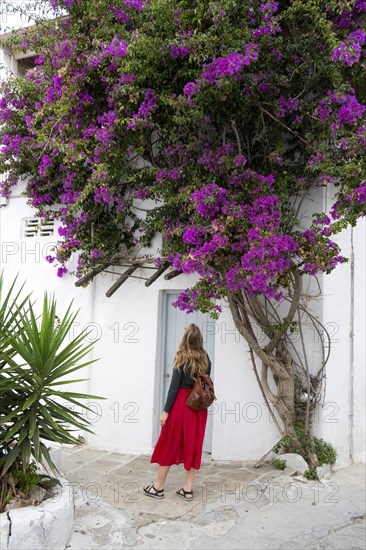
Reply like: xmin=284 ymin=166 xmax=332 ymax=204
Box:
xmin=23 ymin=218 xmax=55 ymax=238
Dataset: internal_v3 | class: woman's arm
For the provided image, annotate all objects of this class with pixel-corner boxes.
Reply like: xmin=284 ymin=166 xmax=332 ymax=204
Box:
xmin=163 ymin=366 xmax=183 ymax=414
xmin=206 ymin=353 xmax=212 ymax=376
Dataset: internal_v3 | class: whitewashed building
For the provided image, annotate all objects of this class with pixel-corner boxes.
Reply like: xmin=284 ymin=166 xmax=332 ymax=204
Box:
xmin=1 ymin=42 xmax=365 ymax=467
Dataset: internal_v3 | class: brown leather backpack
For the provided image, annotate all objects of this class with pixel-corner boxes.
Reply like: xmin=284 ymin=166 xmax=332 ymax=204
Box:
xmin=186 ymin=373 xmax=217 ymax=410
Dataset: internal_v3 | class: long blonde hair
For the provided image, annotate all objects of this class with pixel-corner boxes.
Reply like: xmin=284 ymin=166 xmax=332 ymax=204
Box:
xmin=173 ymin=323 xmax=208 ymax=379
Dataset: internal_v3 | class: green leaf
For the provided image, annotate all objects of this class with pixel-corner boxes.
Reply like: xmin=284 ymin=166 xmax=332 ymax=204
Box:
xmin=1 ymin=446 xmax=19 ymax=475
xmin=29 ymin=409 xmax=37 ymax=438
xmin=2 ymin=411 xmax=31 ymax=441
xmin=32 ymin=425 xmax=41 ymax=461
xmin=21 ymin=392 xmax=40 ymax=411
xmin=39 ymin=442 xmax=58 ymax=474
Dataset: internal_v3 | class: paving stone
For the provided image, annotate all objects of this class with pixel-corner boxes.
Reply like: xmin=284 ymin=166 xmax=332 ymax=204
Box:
xmin=302 ymin=515 xmax=366 ymax=549
xmin=104 ymin=452 xmax=137 ymax=463
xmin=208 ymin=460 xmax=246 ymax=469
xmin=271 ymin=474 xmax=300 ymax=485
xmin=67 ymin=448 xmax=109 ymax=461
xmin=60 ymin=468 xmax=103 ymax=484
xmin=59 ymin=448 xmax=365 ymax=550
xmin=81 ymin=457 xmax=131 ymax=475
xmin=208 ymin=468 xmax=263 ymax=484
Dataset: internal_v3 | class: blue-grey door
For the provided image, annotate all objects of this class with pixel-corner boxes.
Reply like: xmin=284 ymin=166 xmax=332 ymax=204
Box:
xmin=160 ymin=291 xmax=216 ymax=453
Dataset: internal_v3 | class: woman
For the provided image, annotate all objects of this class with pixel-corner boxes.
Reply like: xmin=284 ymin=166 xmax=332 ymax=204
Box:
xmin=143 ymin=323 xmax=212 ymax=501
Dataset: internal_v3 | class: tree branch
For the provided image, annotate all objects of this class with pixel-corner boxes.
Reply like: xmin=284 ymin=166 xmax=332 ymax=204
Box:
xmin=249 ymin=347 xmax=284 ymax=435
xmin=230 ymin=120 xmax=242 ymax=155
xmin=265 ymin=267 xmax=302 ymax=354
xmin=228 ymin=292 xmax=289 ymax=379
xmin=258 ymin=103 xmax=318 ymax=152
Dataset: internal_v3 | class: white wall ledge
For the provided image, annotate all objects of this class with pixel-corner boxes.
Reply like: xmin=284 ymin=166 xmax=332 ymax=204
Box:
xmin=0 ymin=478 xmax=74 ymax=550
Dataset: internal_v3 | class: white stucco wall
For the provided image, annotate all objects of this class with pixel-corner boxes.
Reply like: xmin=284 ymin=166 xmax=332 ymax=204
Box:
xmin=0 ymin=191 xmax=95 ymax=392
xmin=211 ymin=303 xmax=280 ymax=460
xmin=1 ymin=180 xmax=364 ymax=464
xmin=1 ymin=47 xmax=364 ymax=465
xmin=313 ymin=186 xmax=366 ymax=467
xmin=352 ymin=219 xmax=366 ymax=464
xmin=317 ymin=217 xmax=366 ymax=466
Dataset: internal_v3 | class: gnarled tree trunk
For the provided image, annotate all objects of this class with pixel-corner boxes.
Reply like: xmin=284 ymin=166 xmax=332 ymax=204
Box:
xmin=228 ymin=268 xmax=320 ymax=467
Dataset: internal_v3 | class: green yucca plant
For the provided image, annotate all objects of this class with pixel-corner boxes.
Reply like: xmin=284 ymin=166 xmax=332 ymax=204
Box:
xmin=0 ymin=273 xmax=104 ymax=510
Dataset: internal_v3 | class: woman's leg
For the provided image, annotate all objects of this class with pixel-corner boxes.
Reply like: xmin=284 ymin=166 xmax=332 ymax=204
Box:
xmin=144 ymin=465 xmax=171 ymax=494
xmin=184 ymin=467 xmax=196 ymax=491
xmin=155 ymin=465 xmax=170 ymax=489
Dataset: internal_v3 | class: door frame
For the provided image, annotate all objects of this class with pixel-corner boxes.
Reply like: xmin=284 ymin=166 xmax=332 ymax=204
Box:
xmin=152 ymin=289 xmax=168 ymax=446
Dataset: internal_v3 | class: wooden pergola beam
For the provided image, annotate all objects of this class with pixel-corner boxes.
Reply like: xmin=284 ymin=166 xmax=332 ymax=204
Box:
xmin=74 ymin=257 xmax=175 ymax=295
xmin=164 ymin=269 xmax=182 ymax=281
xmin=145 ymin=262 xmax=170 ymax=287
xmin=105 ymin=265 xmax=138 ymax=297
xmin=75 ymin=264 xmax=110 ymax=287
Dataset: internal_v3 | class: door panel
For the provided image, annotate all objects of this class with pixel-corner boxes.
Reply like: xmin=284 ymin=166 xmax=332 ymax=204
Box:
xmin=161 ymin=291 xmax=216 ymax=453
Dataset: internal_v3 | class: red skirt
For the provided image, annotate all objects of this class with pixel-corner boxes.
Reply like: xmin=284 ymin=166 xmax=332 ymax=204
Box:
xmin=150 ymin=387 xmax=208 ymax=471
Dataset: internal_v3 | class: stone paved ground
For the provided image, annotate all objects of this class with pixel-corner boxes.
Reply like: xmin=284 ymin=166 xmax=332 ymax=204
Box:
xmin=60 ymin=446 xmax=365 ymax=549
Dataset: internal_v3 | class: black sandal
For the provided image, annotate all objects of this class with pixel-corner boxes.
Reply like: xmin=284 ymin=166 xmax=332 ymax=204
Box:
xmin=176 ymin=487 xmax=193 ymax=501
xmin=143 ymin=483 xmax=164 ymax=499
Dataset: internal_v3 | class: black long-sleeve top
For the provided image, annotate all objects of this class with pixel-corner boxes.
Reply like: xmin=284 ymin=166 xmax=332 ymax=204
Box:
xmin=163 ymin=354 xmax=212 ymax=413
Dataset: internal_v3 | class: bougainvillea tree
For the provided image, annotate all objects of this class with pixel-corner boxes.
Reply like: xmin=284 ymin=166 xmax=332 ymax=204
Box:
xmin=1 ymin=0 xmax=365 ymax=465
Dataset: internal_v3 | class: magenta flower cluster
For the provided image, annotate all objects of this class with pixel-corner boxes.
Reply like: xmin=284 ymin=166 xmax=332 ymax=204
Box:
xmin=316 ymin=90 xmax=365 ymax=127
xmin=124 ymin=0 xmax=146 ymax=12
xmin=332 ymin=30 xmax=365 ymax=66
xmin=0 ymin=0 xmax=364 ymax=307
xmin=127 ymin=88 xmax=159 ymax=129
xmin=201 ymin=44 xmax=259 ymax=85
